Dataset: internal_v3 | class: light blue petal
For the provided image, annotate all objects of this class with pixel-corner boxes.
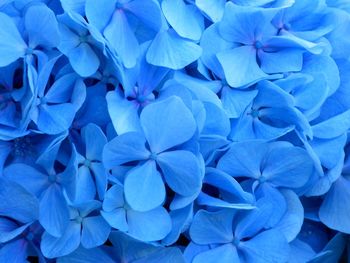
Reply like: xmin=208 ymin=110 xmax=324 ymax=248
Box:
xmin=157 ymin=150 xmax=202 ymax=196
xmin=127 ymin=206 xmax=172 ymax=241
xmin=195 ymin=0 xmax=226 ymax=22
xmin=147 ymin=29 xmax=202 ymax=70
xmin=262 ymin=143 xmax=314 ymax=188
xmin=74 ymin=166 xmax=96 ymax=203
xmin=3 ymin=163 xmax=49 ymax=197
xmin=39 ymin=184 xmax=70 ymax=237
xmin=41 ymin=222 xmax=81 ymax=258
xmin=81 ymin=216 xmax=110 ymax=248
xmin=259 ymin=48 xmax=304 ymax=74
xmin=190 ymin=209 xmax=234 ymax=245
xmin=124 ymin=0 xmax=162 ymax=32
xmin=217 ymin=141 xmax=269 ymax=179
xmin=36 ymin=103 xmax=76 ymax=134
xmin=221 ymin=86 xmax=258 ymax=118
xmin=124 ymin=161 xmax=165 ymax=212
xmin=102 ymin=183 xmax=124 ymax=212
xmin=69 ymin=43 xmax=100 ymax=77
xmin=25 ymin=4 xmax=60 ymax=48
xmin=133 ymin=247 xmax=185 ymax=263
xmin=0 ymin=12 xmax=26 ymax=67
xmin=82 ymin=123 xmax=107 ymax=161
xmin=104 ymin=10 xmax=139 ymax=68
xmin=85 ymin=0 xmax=115 ymax=31
xmin=106 ymin=91 xmax=142 ymax=135
xmin=57 ymin=246 xmax=115 ymax=263
xmin=162 ymin=0 xmax=203 ymax=41
xmin=201 ymin=102 xmax=230 ymax=137
xmin=101 ymin=209 xmax=128 ymax=231
xmin=0 ymin=239 xmax=28 ymax=263
xmin=0 ymin=177 xmax=39 ymax=223
xmin=240 ymin=229 xmax=290 ymax=263
xmin=102 ymin=132 xmax=150 ymax=169
xmin=217 ymin=46 xmax=267 ymax=88
xmin=90 ymin=162 xmax=108 ymax=200
xmin=140 ymin=96 xmax=196 ymax=153
xmin=319 ymin=176 xmax=350 ymax=234
xmin=275 ymin=189 xmax=304 ymax=242
xmin=193 ymin=244 xmax=239 ymax=263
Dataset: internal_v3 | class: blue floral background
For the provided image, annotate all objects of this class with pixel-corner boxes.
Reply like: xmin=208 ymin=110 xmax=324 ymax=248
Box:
xmin=0 ymin=0 xmax=350 ymax=262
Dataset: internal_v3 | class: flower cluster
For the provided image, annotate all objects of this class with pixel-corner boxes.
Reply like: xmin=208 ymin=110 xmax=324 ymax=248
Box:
xmin=0 ymin=0 xmax=350 ymax=262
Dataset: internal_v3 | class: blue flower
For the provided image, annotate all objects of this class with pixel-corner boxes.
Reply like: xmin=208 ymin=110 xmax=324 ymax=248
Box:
xmin=41 ymin=200 xmax=111 ymax=258
xmin=103 ymin=96 xmax=203 ymax=211
xmin=3 ymin=142 xmax=77 ymax=237
xmin=188 ymin=208 xmax=290 ymax=263
xmin=101 ymin=182 xmax=172 ymax=241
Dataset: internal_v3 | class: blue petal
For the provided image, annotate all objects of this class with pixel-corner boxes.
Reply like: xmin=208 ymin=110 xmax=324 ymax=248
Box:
xmin=217 ymin=141 xmax=269 ymax=179
xmin=0 ymin=12 xmax=26 ymax=67
xmin=102 ymin=183 xmax=124 ymax=212
xmin=0 ymin=239 xmax=28 ymax=263
xmin=85 ymin=0 xmax=115 ymax=31
xmin=106 ymin=91 xmax=142 ymax=135
xmin=240 ymin=229 xmax=290 ymax=263
xmin=0 ymin=218 xmax=30 ymax=243
xmin=162 ymin=0 xmax=203 ymax=41
xmin=262 ymin=143 xmax=314 ymax=188
xmin=195 ymin=0 xmax=226 ymax=22
xmin=24 ymin=4 xmax=60 ymax=48
xmin=58 ymin=246 xmax=115 ymax=263
xmin=41 ymin=222 xmax=81 ymax=258
xmin=193 ymin=244 xmax=239 ymax=263
xmin=0 ymin=177 xmax=39 ymax=223
xmin=275 ymin=189 xmax=304 ymax=242
xmin=140 ymin=96 xmax=196 ymax=153
xmin=69 ymin=43 xmax=100 ymax=77
xmin=101 ymin=209 xmax=128 ymax=231
xmin=127 ymin=206 xmax=172 ymax=241
xmin=39 ymin=184 xmax=70 ymax=237
xmin=102 ymin=132 xmax=150 ymax=169
xmin=81 ymin=216 xmax=110 ymax=248
xmin=104 ymin=10 xmax=139 ymax=68
xmin=217 ymin=46 xmax=267 ymax=88
xmin=147 ymin=29 xmax=202 ymax=70
xmin=124 ymin=161 xmax=165 ymax=212
xmin=3 ymin=163 xmax=49 ymax=197
xmin=74 ymin=166 xmax=96 ymax=203
xmin=82 ymin=123 xmax=107 ymax=161
xmin=157 ymin=150 xmax=202 ymax=196
xmin=221 ymin=86 xmax=258 ymax=118
xmin=190 ymin=209 xmax=234 ymax=245
xmin=319 ymin=176 xmax=350 ymax=234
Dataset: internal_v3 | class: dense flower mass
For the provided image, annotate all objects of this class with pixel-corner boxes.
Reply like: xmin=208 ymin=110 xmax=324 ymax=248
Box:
xmin=1 ymin=0 xmax=350 ymax=262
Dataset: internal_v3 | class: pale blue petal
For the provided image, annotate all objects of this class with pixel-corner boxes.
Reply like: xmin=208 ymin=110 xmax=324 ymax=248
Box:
xmin=124 ymin=161 xmax=165 ymax=212
xmin=81 ymin=216 xmax=110 ymax=248
xmin=193 ymin=244 xmax=239 ymax=263
xmin=127 ymin=206 xmax=172 ymax=241
xmin=147 ymin=29 xmax=202 ymax=70
xmin=140 ymin=96 xmax=196 ymax=153
xmin=69 ymin=43 xmax=100 ymax=77
xmin=157 ymin=150 xmax=202 ymax=196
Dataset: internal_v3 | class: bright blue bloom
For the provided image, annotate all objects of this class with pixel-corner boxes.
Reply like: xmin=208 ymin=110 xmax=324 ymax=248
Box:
xmin=41 ymin=200 xmax=111 ymax=258
xmin=85 ymin=0 xmax=163 ymax=68
xmin=74 ymin=123 xmax=108 ymax=203
xmin=146 ymin=0 xmax=203 ymax=69
xmin=228 ymin=80 xmax=311 ymax=140
xmin=107 ymin=43 xmax=169 ymax=135
xmin=3 ymin=142 xmax=77 ymax=238
xmin=188 ymin=208 xmax=290 ymax=263
xmin=0 ymin=3 xmax=60 ymax=67
xmin=101 ymin=182 xmax=172 ymax=241
xmin=103 ymin=96 xmax=203 ymax=211
xmin=57 ymin=14 xmax=101 ymax=77
xmin=28 ymin=55 xmax=86 ymax=134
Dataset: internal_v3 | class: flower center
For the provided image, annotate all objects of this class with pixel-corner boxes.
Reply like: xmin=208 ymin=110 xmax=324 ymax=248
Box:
xmin=75 ymin=216 xmax=83 ymax=224
xmin=258 ymin=176 xmax=266 ymax=184
xmin=283 ymin=23 xmax=291 ymax=30
xmin=254 ymin=41 xmax=263 ymax=49
xmin=83 ymin=159 xmax=91 ymax=167
xmin=48 ymin=173 xmax=57 ymax=183
xmin=25 ymin=47 xmax=34 ymax=55
xmin=232 ymin=237 xmax=240 ymax=246
xmin=249 ymin=108 xmax=260 ymax=118
xmin=149 ymin=152 xmax=157 ymax=161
